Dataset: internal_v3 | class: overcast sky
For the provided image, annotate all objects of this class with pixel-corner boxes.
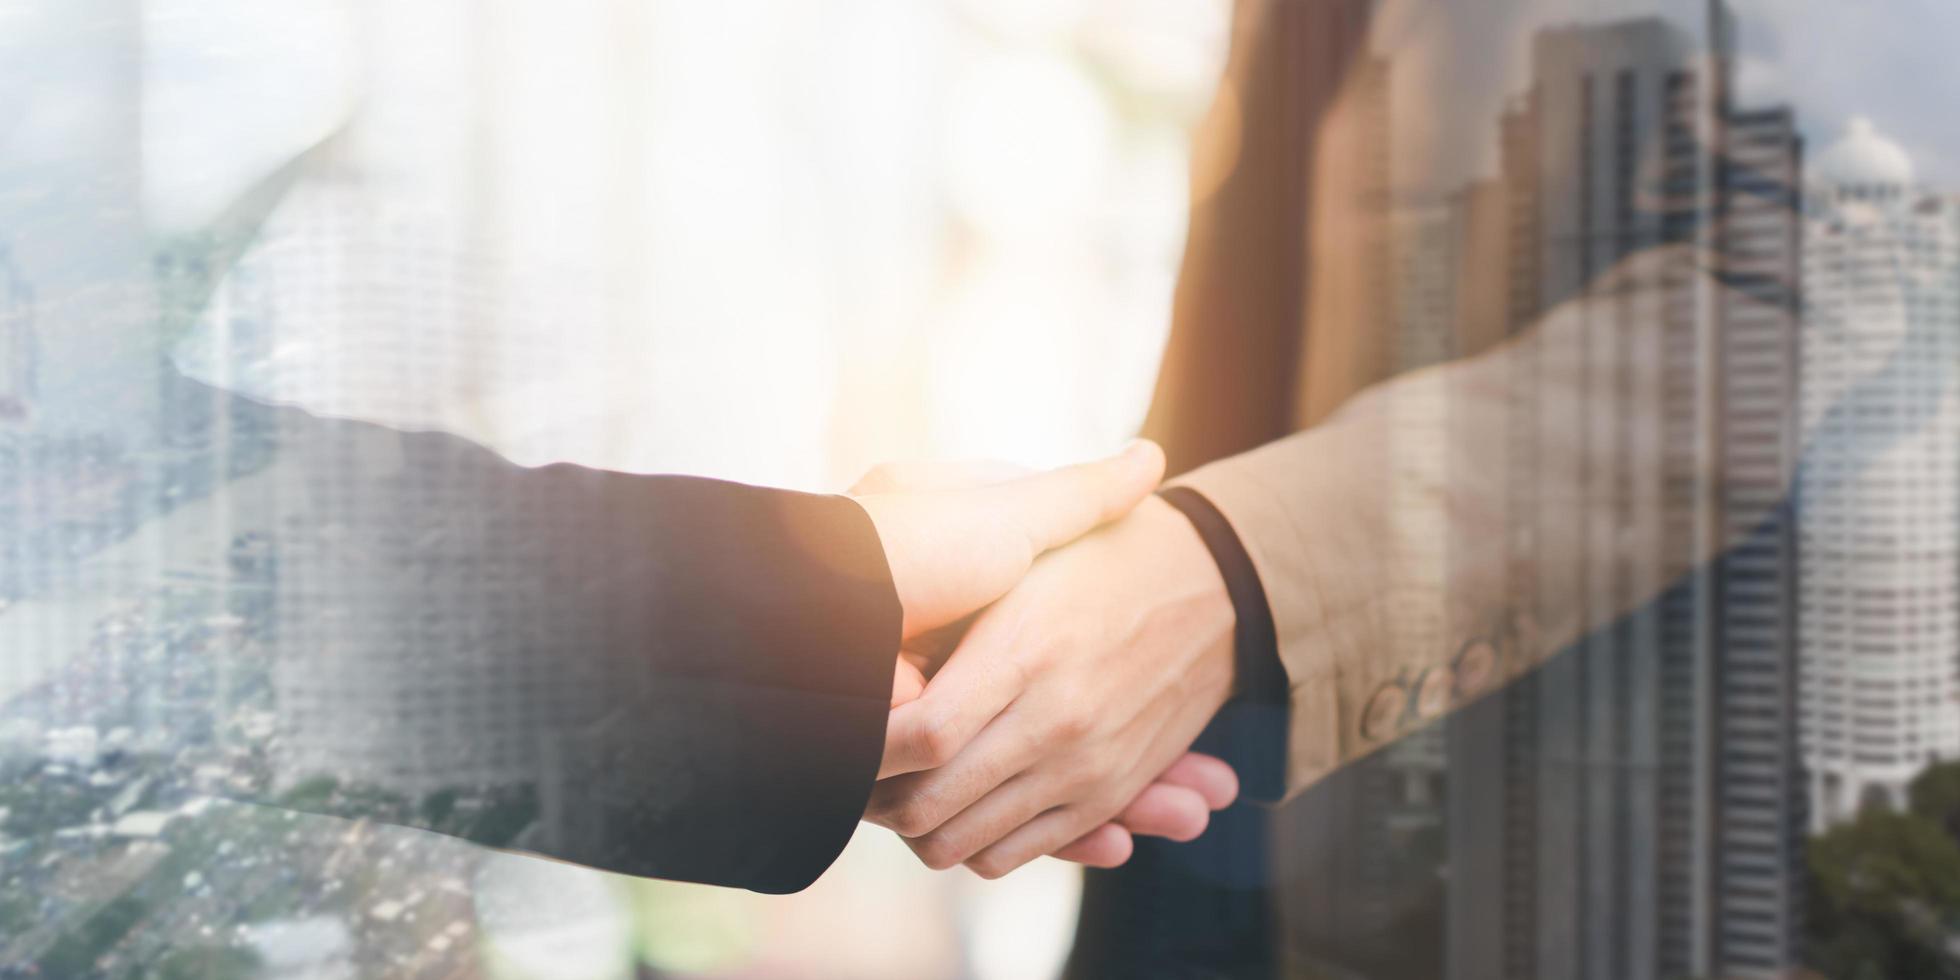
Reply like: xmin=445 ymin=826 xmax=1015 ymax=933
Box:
xmin=1730 ymin=0 xmax=1960 ymax=184
xmin=1372 ymin=0 xmax=1959 ymax=196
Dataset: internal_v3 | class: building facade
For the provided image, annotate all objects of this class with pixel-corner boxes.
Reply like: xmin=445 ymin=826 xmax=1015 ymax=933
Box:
xmin=1449 ymin=11 xmax=1806 ymax=979
xmin=194 ymin=184 xmax=623 ymax=798
xmin=1272 ymin=9 xmax=1809 ymax=978
xmin=0 ymin=251 xmax=32 ymax=424
xmin=1797 ymin=118 xmax=1960 ymax=830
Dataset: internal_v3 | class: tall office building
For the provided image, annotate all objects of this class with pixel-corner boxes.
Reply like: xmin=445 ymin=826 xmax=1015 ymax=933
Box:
xmin=1284 ymin=199 xmax=1477 ymax=962
xmin=1448 ymin=9 xmax=1806 ymax=979
xmin=1281 ymin=169 xmax=1519 ymax=980
xmin=1384 ymin=198 xmax=1492 ymax=668
xmin=1266 ymin=44 xmax=1461 ymax=968
xmin=0 ymin=251 xmax=33 ymax=423
xmin=1706 ymin=99 xmax=1807 ymax=980
xmin=195 ymin=182 xmax=622 ymax=797
xmin=0 ymin=252 xmax=33 ymax=610
xmin=1797 ymin=118 xmax=1960 ymax=830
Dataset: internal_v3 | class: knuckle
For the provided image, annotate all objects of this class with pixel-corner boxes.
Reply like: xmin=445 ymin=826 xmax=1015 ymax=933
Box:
xmin=966 ymin=854 xmax=1010 ymax=880
xmin=863 ymin=796 xmax=897 ymax=827
xmin=1007 ymin=645 xmax=1040 ymax=687
xmin=911 ymin=833 xmax=966 ymax=872
xmin=1049 ymin=710 xmax=1092 ymax=743
xmin=912 ymin=708 xmax=961 ymax=769
xmin=888 ymin=797 xmax=943 ymax=839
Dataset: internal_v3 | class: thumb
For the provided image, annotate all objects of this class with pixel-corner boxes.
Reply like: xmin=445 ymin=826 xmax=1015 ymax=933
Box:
xmin=974 ymin=439 xmax=1166 ymax=557
xmin=852 ymin=439 xmax=1165 ymax=638
xmin=890 ymin=653 xmax=928 ymax=709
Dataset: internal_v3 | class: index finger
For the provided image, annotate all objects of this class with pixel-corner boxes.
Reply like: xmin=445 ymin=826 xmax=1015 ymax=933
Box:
xmin=879 ymin=619 xmax=1025 ymax=778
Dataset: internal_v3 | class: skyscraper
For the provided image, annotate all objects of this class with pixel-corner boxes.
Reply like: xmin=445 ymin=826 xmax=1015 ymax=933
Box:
xmin=192 ymin=183 xmax=623 ymax=798
xmin=0 ymin=250 xmax=33 ymax=423
xmin=1448 ymin=9 xmax=1806 ymax=978
xmin=1270 ymin=10 xmax=1807 ymax=977
xmin=0 ymin=252 xmax=40 ymax=606
xmin=1797 ymin=118 xmax=1960 ymax=830
xmin=1707 ymin=99 xmax=1807 ymax=980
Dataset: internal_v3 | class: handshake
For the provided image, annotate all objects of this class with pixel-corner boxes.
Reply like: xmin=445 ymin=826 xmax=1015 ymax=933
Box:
xmin=851 ymin=441 xmax=1243 ymax=879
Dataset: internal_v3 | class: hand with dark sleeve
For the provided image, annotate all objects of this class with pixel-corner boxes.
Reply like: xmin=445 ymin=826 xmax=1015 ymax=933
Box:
xmin=215 ymin=384 xmax=1166 ymax=892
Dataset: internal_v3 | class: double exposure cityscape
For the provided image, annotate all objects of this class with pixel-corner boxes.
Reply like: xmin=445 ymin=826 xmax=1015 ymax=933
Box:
xmin=4 ymin=0 xmax=1958 ymax=977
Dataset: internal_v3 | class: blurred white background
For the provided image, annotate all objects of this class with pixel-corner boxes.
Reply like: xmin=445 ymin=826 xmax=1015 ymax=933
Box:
xmin=145 ymin=0 xmax=1227 ymax=976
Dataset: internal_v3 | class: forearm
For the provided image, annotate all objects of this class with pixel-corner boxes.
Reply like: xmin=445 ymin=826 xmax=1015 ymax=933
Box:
xmin=194 ymin=385 xmax=903 ymax=891
xmin=1176 ymin=246 xmax=1804 ymax=796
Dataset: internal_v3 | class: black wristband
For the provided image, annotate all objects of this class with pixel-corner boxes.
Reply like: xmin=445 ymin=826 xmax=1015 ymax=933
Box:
xmin=1157 ymin=486 xmax=1286 ymax=706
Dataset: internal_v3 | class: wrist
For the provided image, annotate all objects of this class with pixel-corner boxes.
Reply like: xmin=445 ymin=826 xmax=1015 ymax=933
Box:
xmin=1133 ymin=494 xmax=1238 ymax=704
xmin=1156 ymin=484 xmax=1292 ymax=804
xmin=1156 ymin=486 xmax=1284 ymax=705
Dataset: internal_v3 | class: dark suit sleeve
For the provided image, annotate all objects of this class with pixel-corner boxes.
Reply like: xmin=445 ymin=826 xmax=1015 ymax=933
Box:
xmin=215 ymin=385 xmax=899 ymax=893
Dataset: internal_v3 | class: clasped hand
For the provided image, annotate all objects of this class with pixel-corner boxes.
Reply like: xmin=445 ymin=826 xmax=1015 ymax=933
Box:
xmin=852 ymin=442 xmax=1241 ymax=877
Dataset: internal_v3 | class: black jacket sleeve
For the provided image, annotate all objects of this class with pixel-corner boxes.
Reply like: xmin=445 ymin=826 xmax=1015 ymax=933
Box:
xmin=203 ymin=384 xmax=901 ymax=893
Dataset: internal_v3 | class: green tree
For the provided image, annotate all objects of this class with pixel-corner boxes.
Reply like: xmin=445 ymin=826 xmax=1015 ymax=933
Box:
xmin=36 ymin=895 xmax=152 ymax=977
xmin=421 ymin=787 xmax=461 ymax=827
xmin=276 ymin=775 xmax=339 ymax=812
xmin=1910 ymin=760 xmax=1960 ymax=842
xmin=154 ymin=946 xmax=261 ymax=980
xmin=1806 ymin=807 xmax=1960 ymax=980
